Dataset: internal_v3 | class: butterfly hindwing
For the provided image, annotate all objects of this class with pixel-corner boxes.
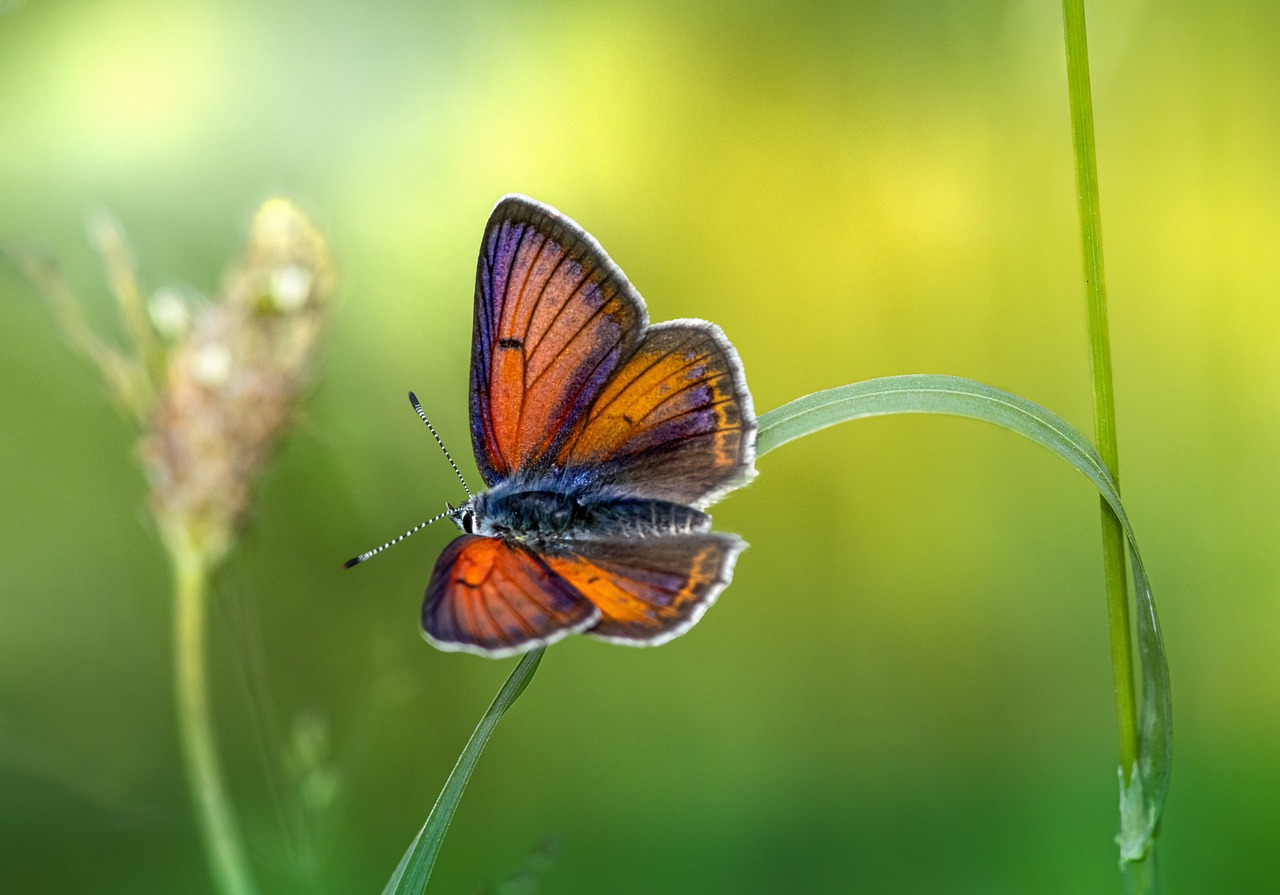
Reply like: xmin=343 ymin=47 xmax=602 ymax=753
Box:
xmin=471 ymin=196 xmax=647 ymax=485
xmin=543 ymin=533 xmax=745 ymax=645
xmin=423 ymin=535 xmax=600 ymax=657
xmin=557 ymin=321 xmax=756 ymax=507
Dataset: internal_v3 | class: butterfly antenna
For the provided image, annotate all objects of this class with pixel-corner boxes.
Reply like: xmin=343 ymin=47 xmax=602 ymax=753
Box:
xmin=408 ymin=391 xmax=472 ymax=498
xmin=343 ymin=509 xmax=450 ymax=569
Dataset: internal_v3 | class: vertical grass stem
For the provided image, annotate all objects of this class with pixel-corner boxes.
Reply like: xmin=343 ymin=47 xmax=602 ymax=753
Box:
xmin=172 ymin=531 xmax=259 ymax=895
xmin=1061 ymin=2 xmax=1158 ymax=889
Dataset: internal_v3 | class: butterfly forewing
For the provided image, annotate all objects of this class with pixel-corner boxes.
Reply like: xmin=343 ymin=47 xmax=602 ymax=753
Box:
xmin=471 ymin=197 xmax=646 ymax=485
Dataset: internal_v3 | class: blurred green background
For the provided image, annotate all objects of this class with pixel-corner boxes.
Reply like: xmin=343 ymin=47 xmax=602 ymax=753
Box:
xmin=3 ymin=0 xmax=1278 ymax=892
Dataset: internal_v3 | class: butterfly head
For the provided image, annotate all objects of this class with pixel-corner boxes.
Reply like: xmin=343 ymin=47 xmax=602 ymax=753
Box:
xmin=446 ymin=500 xmax=477 ymax=534
xmin=448 ymin=494 xmax=503 ymax=537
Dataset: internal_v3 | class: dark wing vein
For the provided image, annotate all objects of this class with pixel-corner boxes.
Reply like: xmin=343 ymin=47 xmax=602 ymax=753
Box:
xmin=634 ymin=376 xmax=732 ymax=427
xmin=539 ymin=333 xmax=626 ymax=461
xmin=583 ymin=342 xmax=669 ymax=423
xmin=560 ymin=340 xmax=704 ymax=458
xmin=472 ymin=363 xmax=501 ymax=478
xmin=494 ymin=570 xmax=540 ymax=638
xmin=508 ymin=232 xmax=550 ymax=342
xmin=510 ymin=234 xmax=552 ymax=451
xmin=606 ymin=425 xmax=745 ymax=462
xmin=558 ymin=343 xmax=667 ymax=459
xmin=626 ymin=356 xmax=724 ymax=420
xmin=524 ymin=281 xmax=617 ymax=393
xmin=629 ymin=396 xmax=737 ymax=443
xmin=524 ymin=258 xmax=591 ymax=360
xmin=479 ymin=248 xmax=498 ymax=373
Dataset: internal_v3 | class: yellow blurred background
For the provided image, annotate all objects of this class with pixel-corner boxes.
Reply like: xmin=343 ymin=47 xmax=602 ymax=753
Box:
xmin=2 ymin=0 xmax=1278 ymax=891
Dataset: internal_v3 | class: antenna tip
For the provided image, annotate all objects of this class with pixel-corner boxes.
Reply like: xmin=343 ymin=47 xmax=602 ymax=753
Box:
xmin=343 ymin=555 xmax=365 ymax=569
xmin=408 ymin=390 xmax=420 ymax=405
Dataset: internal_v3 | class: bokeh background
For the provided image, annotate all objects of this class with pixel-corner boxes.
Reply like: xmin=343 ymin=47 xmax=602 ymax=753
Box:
xmin=3 ymin=0 xmax=1278 ymax=892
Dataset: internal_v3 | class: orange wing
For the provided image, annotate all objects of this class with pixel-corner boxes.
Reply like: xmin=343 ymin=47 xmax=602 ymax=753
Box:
xmin=543 ymin=534 xmax=745 ymax=645
xmin=423 ymin=535 xmax=600 ymax=657
xmin=471 ymin=196 xmax=646 ymax=485
xmin=556 ymin=322 xmax=756 ymax=507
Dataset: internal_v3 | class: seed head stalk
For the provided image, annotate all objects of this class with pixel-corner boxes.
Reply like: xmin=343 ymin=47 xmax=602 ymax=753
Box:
xmin=171 ymin=525 xmax=257 ymax=895
xmin=15 ymin=199 xmax=336 ymax=895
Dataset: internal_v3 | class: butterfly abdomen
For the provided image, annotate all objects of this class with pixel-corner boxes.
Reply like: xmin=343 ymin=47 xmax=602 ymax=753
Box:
xmin=581 ymin=497 xmax=711 ymax=538
xmin=472 ymin=485 xmax=711 ymax=543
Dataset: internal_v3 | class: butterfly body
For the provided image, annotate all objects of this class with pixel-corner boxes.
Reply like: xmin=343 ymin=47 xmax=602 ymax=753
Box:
xmin=419 ymin=196 xmax=757 ymax=658
xmin=452 ymin=480 xmax=712 ymax=544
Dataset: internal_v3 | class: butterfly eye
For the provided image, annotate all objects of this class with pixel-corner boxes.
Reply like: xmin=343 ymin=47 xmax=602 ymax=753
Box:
xmin=462 ymin=509 xmax=475 ymax=534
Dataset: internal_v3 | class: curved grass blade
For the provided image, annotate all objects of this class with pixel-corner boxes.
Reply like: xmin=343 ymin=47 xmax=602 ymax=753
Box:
xmin=383 ymin=648 xmax=545 ymax=895
xmin=756 ymin=374 xmax=1170 ymax=863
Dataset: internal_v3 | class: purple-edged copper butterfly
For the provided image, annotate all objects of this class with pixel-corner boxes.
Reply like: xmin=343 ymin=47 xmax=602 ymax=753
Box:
xmin=348 ymin=196 xmax=756 ymax=657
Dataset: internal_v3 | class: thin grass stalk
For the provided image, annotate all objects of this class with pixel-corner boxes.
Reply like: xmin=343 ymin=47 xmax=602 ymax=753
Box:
xmin=1060 ymin=2 xmax=1158 ymax=889
xmin=382 ymin=648 xmax=546 ymax=895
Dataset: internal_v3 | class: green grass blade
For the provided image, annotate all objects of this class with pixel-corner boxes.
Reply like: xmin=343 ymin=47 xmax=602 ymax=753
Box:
xmin=757 ymin=375 xmax=1171 ymax=859
xmin=382 ymin=374 xmax=1170 ymax=889
xmin=383 ymin=648 xmax=546 ymax=895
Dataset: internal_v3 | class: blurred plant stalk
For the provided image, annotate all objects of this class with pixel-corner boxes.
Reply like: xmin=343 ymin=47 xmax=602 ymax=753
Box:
xmin=13 ymin=200 xmax=336 ymax=895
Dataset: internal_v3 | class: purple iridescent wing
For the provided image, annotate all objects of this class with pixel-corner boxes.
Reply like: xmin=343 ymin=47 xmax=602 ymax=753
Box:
xmin=470 ymin=196 xmax=646 ymax=485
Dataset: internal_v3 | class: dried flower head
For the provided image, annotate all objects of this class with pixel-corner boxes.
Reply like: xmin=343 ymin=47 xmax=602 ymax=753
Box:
xmin=15 ymin=198 xmax=336 ymax=567
xmin=11 ymin=198 xmax=335 ymax=895
xmin=141 ymin=200 xmax=335 ymax=564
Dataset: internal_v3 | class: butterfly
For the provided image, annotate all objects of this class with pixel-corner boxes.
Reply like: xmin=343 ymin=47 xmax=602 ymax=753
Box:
xmin=350 ymin=196 xmax=756 ymax=657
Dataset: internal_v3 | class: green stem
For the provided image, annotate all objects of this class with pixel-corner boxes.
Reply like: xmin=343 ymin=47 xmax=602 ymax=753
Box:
xmin=383 ymin=648 xmax=546 ymax=895
xmin=1123 ymin=845 xmax=1160 ymax=895
xmin=1061 ymin=1 xmax=1157 ymax=887
xmin=172 ymin=533 xmax=258 ymax=895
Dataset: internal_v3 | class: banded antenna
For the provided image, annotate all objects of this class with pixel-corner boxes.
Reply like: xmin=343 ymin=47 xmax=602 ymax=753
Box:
xmin=342 ymin=392 xmax=471 ymax=570
xmin=343 ymin=509 xmax=449 ymax=568
xmin=409 ymin=391 xmax=471 ymax=498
